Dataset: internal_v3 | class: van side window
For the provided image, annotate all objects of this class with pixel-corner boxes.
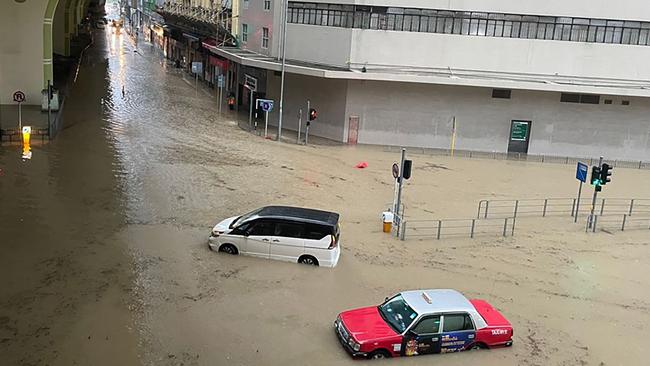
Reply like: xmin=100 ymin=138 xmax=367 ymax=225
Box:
xmin=442 ymin=314 xmax=474 ymax=332
xmin=249 ymin=220 xmax=275 ymax=236
xmin=275 ymin=222 xmax=304 ymax=238
xmin=303 ymin=224 xmax=330 ymax=240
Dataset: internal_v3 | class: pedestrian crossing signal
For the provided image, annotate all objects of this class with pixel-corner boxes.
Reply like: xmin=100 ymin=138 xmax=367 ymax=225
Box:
xmin=309 ymin=108 xmax=317 ymax=121
xmin=590 ymin=165 xmax=601 ymax=186
xmin=600 ymin=163 xmax=612 ymax=185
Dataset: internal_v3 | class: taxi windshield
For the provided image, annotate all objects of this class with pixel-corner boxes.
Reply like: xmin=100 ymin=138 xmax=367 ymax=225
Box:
xmin=378 ymin=294 xmax=418 ymax=333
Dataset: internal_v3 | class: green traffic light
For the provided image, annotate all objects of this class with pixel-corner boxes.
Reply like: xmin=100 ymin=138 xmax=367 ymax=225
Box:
xmin=592 ymin=179 xmax=602 ymax=186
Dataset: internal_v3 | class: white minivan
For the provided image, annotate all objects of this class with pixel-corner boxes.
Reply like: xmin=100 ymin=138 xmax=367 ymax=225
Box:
xmin=208 ymin=206 xmax=341 ymax=267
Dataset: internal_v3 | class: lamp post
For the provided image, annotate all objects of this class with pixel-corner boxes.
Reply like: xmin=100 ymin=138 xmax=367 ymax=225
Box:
xmin=277 ymin=0 xmax=288 ymax=141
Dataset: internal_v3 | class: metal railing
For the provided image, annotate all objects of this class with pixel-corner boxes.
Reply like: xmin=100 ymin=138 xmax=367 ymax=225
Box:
xmin=587 ymin=214 xmax=650 ymax=233
xmin=477 ymin=198 xmax=650 ymax=219
xmin=382 ymin=145 xmax=650 ymax=170
xmin=400 ymin=217 xmax=515 ymax=240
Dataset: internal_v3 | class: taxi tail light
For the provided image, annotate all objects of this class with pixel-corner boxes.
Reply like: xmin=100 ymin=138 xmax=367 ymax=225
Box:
xmin=328 ymin=234 xmax=337 ymax=250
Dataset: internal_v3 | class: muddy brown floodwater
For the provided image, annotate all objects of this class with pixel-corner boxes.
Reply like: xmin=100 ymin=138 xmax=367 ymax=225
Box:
xmin=2 ymin=16 xmax=650 ymax=366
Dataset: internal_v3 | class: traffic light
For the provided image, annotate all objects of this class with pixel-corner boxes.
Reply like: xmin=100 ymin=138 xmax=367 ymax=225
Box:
xmin=309 ymin=108 xmax=317 ymax=121
xmin=600 ymin=163 xmax=612 ymax=185
xmin=402 ymin=160 xmax=412 ymax=180
xmin=590 ymin=165 xmax=601 ymax=186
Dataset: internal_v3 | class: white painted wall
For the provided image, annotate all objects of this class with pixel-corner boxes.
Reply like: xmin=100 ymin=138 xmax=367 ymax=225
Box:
xmin=239 ymin=0 xmax=279 ymax=56
xmin=0 ymin=0 xmax=49 ymax=105
xmin=349 ymin=29 xmax=650 ymax=81
xmin=345 ymin=80 xmax=650 ymax=160
xmin=286 ymin=24 xmax=351 ymax=67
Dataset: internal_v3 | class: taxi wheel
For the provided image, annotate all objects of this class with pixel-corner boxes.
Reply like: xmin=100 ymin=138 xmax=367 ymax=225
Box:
xmin=471 ymin=342 xmax=487 ymax=350
xmin=368 ymin=350 xmax=390 ymax=359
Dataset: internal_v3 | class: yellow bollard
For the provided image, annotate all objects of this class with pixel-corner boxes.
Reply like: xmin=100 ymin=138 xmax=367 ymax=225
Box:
xmin=21 ymin=126 xmax=32 ymax=160
xmin=382 ymin=211 xmax=394 ymax=233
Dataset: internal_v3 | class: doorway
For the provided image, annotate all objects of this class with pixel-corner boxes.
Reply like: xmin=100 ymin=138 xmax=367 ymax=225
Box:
xmin=347 ymin=116 xmax=359 ymax=144
xmin=507 ymin=120 xmax=531 ymax=154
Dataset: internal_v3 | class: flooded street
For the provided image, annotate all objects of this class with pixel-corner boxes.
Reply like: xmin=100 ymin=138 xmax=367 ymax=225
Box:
xmin=2 ymin=18 xmax=650 ymax=366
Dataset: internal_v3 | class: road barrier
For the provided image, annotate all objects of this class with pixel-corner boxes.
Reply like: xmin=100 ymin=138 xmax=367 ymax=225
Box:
xmin=382 ymin=145 xmax=650 ymax=170
xmin=477 ymin=198 xmax=650 ymax=219
xmin=587 ymin=214 xmax=650 ymax=233
xmin=400 ymin=217 xmax=515 ymax=241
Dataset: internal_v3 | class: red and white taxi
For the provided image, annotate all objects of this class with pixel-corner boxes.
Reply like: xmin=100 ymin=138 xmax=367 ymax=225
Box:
xmin=334 ymin=289 xmax=513 ymax=359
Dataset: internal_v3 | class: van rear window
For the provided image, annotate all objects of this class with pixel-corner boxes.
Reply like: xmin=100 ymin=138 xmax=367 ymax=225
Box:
xmin=303 ymin=223 xmax=332 ymax=240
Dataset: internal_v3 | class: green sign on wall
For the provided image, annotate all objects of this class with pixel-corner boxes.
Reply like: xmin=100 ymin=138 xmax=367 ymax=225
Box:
xmin=511 ymin=121 xmax=529 ymax=141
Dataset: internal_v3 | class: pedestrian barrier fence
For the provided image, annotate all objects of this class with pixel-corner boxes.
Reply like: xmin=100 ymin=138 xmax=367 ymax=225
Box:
xmin=382 ymin=145 xmax=650 ymax=170
xmin=587 ymin=214 xmax=650 ymax=233
xmin=477 ymin=198 xmax=650 ymax=219
xmin=400 ymin=217 xmax=515 ymax=241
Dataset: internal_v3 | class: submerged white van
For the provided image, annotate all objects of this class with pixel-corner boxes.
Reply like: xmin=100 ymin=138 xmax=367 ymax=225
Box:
xmin=208 ymin=206 xmax=341 ymax=268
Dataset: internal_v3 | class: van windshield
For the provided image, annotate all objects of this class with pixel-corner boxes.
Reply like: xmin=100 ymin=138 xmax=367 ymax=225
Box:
xmin=234 ymin=208 xmax=262 ymax=227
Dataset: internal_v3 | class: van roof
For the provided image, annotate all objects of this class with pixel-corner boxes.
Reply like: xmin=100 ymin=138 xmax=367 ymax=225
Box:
xmin=256 ymin=206 xmax=339 ymax=227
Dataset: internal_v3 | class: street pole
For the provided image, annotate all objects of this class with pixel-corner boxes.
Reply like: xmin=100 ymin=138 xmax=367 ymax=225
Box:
xmin=277 ymin=0 xmax=289 ymax=141
xmin=589 ymin=156 xmax=604 ymax=228
xmin=297 ymin=108 xmax=302 ymax=144
xmin=575 ymin=180 xmax=583 ymax=223
xmin=305 ymin=100 xmax=310 ymax=145
xmin=248 ymin=87 xmax=254 ymax=130
xmin=47 ymin=80 xmax=52 ymax=138
xmin=18 ymin=101 xmax=22 ymax=132
xmin=395 ymin=148 xmax=406 ymax=221
xmin=264 ymin=110 xmax=269 ymax=138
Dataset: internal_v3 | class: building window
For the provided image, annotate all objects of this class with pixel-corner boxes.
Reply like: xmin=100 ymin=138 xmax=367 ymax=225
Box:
xmin=243 ymin=0 xmax=249 ymax=10
xmin=492 ymin=89 xmax=512 ymax=99
xmin=560 ymin=93 xmax=600 ymax=104
xmin=264 ymin=0 xmax=271 ymax=11
xmin=262 ymin=27 xmax=269 ymax=48
xmin=286 ymin=2 xmax=650 ymax=47
xmin=604 ymin=99 xmax=613 ymax=104
xmin=242 ymin=24 xmax=248 ymax=43
xmin=622 ymin=100 xmax=631 ymax=105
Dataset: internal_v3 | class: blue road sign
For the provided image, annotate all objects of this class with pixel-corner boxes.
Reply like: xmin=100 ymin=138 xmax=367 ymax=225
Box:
xmin=257 ymin=99 xmax=274 ymax=112
xmin=576 ymin=162 xmax=588 ymax=183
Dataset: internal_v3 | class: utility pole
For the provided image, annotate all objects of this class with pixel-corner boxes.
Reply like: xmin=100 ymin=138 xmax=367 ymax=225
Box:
xmin=395 ymin=148 xmax=406 ymax=220
xmin=277 ymin=0 xmax=289 ymax=141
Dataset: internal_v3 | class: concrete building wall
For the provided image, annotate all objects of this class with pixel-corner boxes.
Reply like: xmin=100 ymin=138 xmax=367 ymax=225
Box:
xmin=349 ymin=29 xmax=650 ymax=81
xmin=0 ymin=0 xmax=50 ymax=105
xmin=344 ymin=80 xmax=650 ymax=160
xmin=286 ymin=24 xmax=352 ymax=67
xmin=239 ymin=0 xmax=279 ymax=56
xmin=265 ymin=72 xmax=348 ymax=142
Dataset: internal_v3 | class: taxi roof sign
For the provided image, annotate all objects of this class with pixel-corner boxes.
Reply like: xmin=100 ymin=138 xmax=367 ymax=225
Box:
xmin=421 ymin=292 xmax=433 ymax=304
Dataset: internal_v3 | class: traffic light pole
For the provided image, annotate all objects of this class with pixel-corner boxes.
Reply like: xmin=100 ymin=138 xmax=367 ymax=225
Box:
xmin=395 ymin=148 xmax=406 ymax=230
xmin=305 ymin=100 xmax=310 ymax=145
xmin=588 ymin=156 xmax=604 ymax=229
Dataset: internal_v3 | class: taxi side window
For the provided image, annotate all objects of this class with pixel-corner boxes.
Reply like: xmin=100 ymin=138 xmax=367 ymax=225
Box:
xmin=442 ymin=314 xmax=474 ymax=332
xmin=411 ymin=316 xmax=441 ymax=335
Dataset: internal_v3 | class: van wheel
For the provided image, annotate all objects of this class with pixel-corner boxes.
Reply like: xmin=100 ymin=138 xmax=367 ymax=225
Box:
xmin=298 ymin=255 xmax=318 ymax=266
xmin=368 ymin=350 xmax=390 ymax=359
xmin=218 ymin=244 xmax=238 ymax=255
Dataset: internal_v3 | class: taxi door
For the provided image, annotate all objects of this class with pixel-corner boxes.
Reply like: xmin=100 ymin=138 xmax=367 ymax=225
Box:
xmin=439 ymin=313 xmax=476 ymax=353
xmin=401 ymin=315 xmax=442 ymax=356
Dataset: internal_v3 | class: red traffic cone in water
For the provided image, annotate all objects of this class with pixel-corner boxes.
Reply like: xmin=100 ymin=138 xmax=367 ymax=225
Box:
xmin=355 ymin=162 xmax=368 ymax=169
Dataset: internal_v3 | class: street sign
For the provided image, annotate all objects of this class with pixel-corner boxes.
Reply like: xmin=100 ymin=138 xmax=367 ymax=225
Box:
xmin=576 ymin=162 xmax=588 ymax=183
xmin=392 ymin=163 xmax=399 ymax=179
xmin=510 ymin=121 xmax=529 ymax=141
xmin=258 ymin=99 xmax=274 ymax=112
xmin=217 ymin=74 xmax=225 ymax=88
xmin=191 ymin=61 xmax=203 ymax=74
xmin=13 ymin=91 xmax=25 ymax=103
xmin=244 ymin=74 xmax=257 ymax=92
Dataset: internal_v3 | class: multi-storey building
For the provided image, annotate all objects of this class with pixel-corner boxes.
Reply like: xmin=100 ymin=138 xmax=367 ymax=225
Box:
xmin=212 ymin=0 xmax=650 ymax=160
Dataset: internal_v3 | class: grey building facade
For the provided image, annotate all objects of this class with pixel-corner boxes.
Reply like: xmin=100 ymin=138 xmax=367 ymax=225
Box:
xmin=215 ymin=0 xmax=650 ymax=160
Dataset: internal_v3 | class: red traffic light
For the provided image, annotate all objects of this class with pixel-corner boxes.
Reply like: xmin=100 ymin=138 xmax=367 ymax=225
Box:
xmin=309 ymin=108 xmax=317 ymax=121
